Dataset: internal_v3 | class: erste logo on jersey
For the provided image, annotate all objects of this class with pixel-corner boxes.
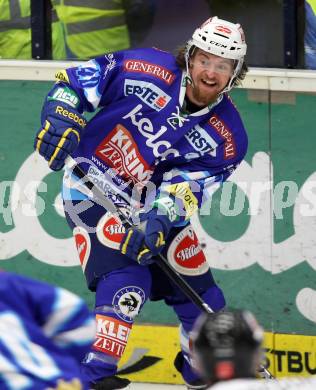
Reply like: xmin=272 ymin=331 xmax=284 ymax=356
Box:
xmin=124 ymin=59 xmax=175 ymax=85
xmin=73 ymin=226 xmax=90 ymax=271
xmin=96 ymin=212 xmax=125 ymax=250
xmin=185 ymin=125 xmax=218 ymax=156
xmin=167 ymin=225 xmax=209 ymax=276
xmin=93 ymin=314 xmax=132 ymax=358
xmin=124 ymin=79 xmax=171 ymax=111
xmin=209 ymin=115 xmax=236 ymax=159
xmin=113 ymin=286 xmax=146 ymax=323
xmin=95 ymin=124 xmax=153 ymax=186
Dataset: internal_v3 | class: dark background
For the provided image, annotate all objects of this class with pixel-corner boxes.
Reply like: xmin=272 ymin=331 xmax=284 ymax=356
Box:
xmin=136 ymin=0 xmax=305 ymax=68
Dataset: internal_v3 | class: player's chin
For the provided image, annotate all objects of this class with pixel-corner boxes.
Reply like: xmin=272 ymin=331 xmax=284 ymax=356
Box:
xmin=198 ymin=84 xmax=219 ymax=100
xmin=199 ymin=91 xmax=218 ymax=105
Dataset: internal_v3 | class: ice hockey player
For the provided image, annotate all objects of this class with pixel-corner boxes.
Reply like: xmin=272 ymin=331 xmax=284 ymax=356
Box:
xmin=0 ymin=270 xmax=95 ymax=389
xmin=34 ymin=16 xmax=248 ymax=390
xmin=192 ymin=309 xmax=316 ymax=389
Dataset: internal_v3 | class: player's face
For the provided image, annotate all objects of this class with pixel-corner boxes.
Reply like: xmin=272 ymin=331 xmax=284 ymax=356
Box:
xmin=186 ymin=49 xmax=234 ymax=106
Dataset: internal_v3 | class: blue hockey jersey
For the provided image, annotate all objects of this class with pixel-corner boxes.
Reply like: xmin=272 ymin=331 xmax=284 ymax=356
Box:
xmin=0 ymin=271 xmax=94 ymax=390
xmin=58 ymin=47 xmax=248 ymax=224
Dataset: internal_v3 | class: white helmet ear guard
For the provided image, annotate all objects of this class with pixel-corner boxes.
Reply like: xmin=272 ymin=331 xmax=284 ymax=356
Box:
xmin=185 ymin=16 xmax=247 ymax=92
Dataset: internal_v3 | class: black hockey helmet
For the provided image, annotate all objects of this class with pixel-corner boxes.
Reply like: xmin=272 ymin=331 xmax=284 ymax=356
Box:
xmin=191 ymin=310 xmax=264 ymax=384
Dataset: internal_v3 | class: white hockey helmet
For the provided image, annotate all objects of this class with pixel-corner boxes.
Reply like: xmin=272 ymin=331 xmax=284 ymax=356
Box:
xmin=185 ymin=17 xmax=247 ymax=91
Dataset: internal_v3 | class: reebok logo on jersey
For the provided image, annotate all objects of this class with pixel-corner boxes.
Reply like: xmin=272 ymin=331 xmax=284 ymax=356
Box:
xmin=124 ymin=79 xmax=171 ymax=111
xmin=209 ymin=115 xmax=236 ymax=159
xmin=93 ymin=315 xmax=132 ymax=358
xmin=124 ymin=60 xmax=175 ymax=85
xmin=185 ymin=125 xmax=217 ymax=156
xmin=95 ymin=124 xmax=153 ymax=186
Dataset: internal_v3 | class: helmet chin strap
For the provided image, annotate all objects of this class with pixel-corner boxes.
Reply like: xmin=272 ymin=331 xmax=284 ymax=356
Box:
xmin=184 ymin=45 xmax=194 ymax=86
xmin=221 ymin=59 xmax=242 ymax=94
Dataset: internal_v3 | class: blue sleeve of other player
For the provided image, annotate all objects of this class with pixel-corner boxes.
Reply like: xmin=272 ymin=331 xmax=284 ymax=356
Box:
xmin=41 ymin=286 xmax=95 ymax=360
xmin=1 ymin=272 xmax=94 ymax=362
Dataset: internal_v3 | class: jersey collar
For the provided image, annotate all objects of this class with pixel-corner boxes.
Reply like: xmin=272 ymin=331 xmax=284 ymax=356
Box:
xmin=180 ymin=71 xmax=223 ymax=116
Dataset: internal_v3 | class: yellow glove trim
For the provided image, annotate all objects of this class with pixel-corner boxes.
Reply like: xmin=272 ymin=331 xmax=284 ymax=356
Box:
xmin=121 ymin=229 xmax=134 ymax=255
xmin=48 ymin=127 xmax=80 ymax=166
xmin=55 ymin=70 xmax=70 ymax=84
xmin=48 ymin=378 xmax=82 ymax=390
xmin=137 ymin=247 xmax=150 ymax=263
xmin=155 ymin=231 xmax=165 ymax=247
xmin=36 ymin=120 xmax=51 ymax=151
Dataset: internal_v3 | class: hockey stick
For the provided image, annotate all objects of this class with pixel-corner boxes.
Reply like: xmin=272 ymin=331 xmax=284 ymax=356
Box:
xmin=65 ymin=156 xmax=274 ymax=380
xmin=65 ymin=156 xmax=213 ymax=314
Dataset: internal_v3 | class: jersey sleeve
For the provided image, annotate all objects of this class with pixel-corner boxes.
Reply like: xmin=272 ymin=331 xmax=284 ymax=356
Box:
xmin=153 ymin=138 xmax=247 ymax=225
xmin=7 ymin=273 xmax=95 ymax=362
xmin=54 ymin=51 xmax=126 ymax=113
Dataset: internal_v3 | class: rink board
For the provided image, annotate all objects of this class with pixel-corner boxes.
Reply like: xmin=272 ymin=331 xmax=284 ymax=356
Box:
xmin=119 ymin=324 xmax=316 ymax=383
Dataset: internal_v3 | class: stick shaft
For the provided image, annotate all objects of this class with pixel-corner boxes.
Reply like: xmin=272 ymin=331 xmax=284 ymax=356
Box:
xmin=65 ymin=157 xmax=213 ymax=314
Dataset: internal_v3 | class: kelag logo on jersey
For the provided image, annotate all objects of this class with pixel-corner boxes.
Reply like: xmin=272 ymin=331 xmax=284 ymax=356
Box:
xmin=124 ymin=79 xmax=171 ymax=111
xmin=95 ymin=124 xmax=153 ymax=186
xmin=185 ymin=125 xmax=218 ymax=156
xmin=123 ymin=104 xmax=179 ymax=159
